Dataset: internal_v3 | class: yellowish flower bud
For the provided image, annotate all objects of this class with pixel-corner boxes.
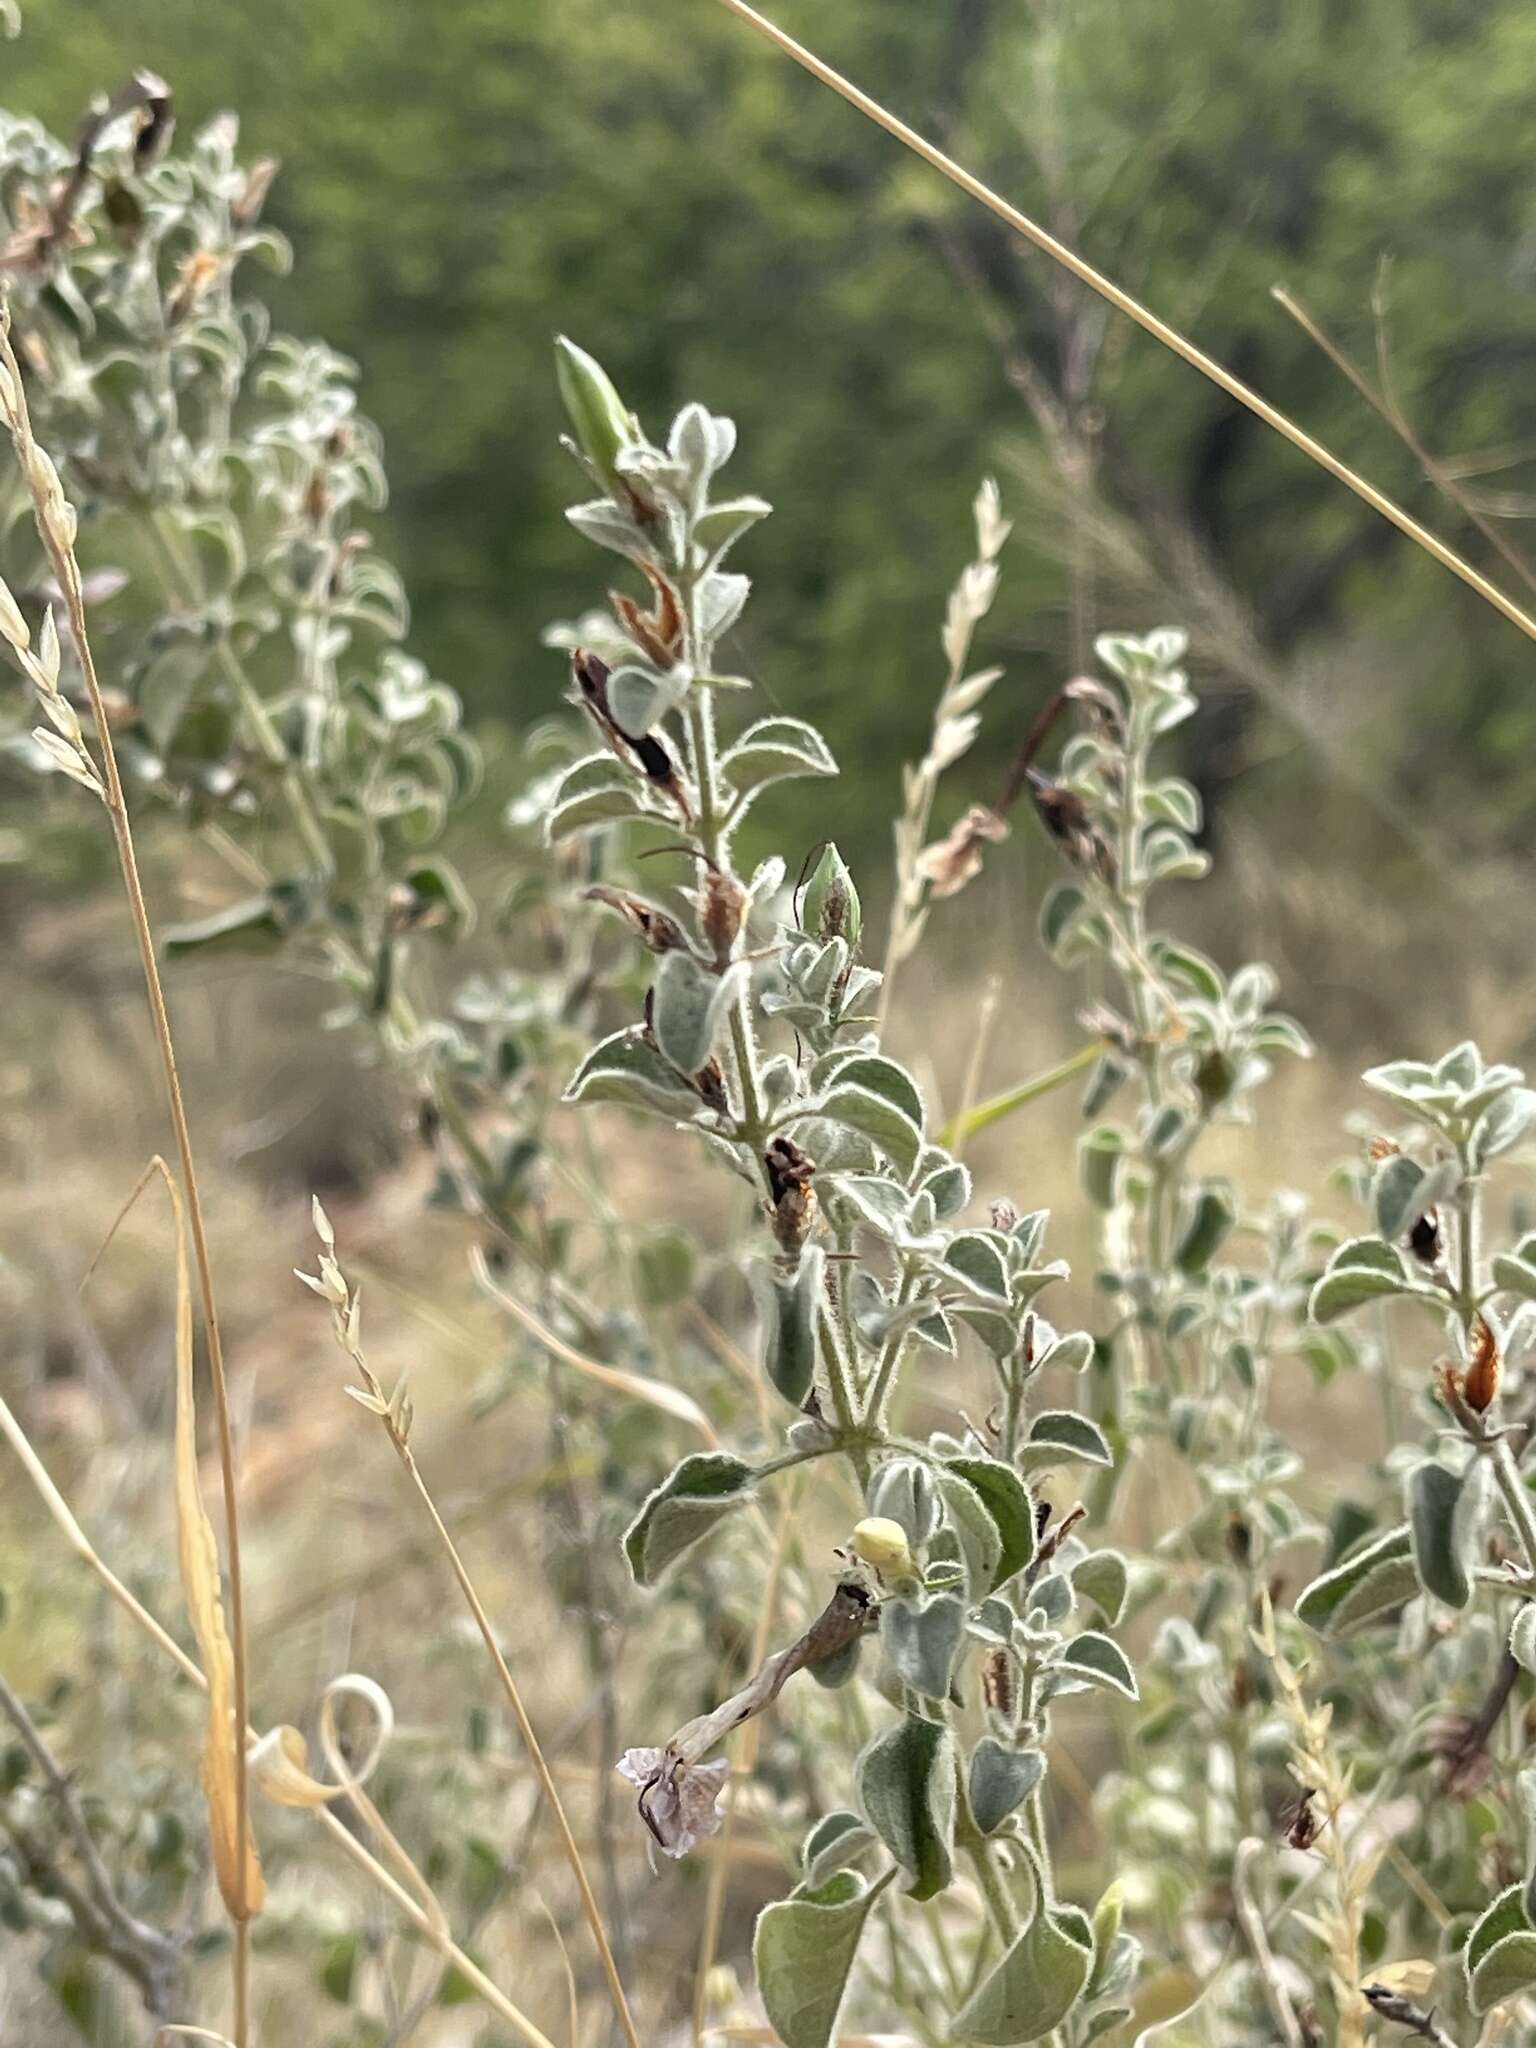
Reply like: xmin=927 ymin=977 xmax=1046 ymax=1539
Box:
xmin=852 ymin=1516 xmax=915 ymax=1580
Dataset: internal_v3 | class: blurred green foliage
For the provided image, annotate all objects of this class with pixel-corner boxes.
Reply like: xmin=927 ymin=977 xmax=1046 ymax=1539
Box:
xmin=8 ymin=0 xmax=1536 ymax=858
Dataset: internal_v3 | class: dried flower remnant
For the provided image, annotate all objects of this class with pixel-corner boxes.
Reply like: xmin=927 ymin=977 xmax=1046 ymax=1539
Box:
xmin=914 ymin=802 xmax=1010 ymax=900
xmin=617 ymin=1749 xmax=731 ymax=1862
xmin=618 ymin=1578 xmax=875 ymax=1862
xmin=1025 ymin=768 xmax=1116 ymax=882
xmin=1285 ymin=1786 xmax=1321 ymax=1852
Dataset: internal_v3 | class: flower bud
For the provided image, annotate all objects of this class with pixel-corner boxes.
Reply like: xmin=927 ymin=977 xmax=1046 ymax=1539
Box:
xmin=555 ymin=335 xmax=639 ymax=499
xmin=851 ymin=1517 xmax=915 ymax=1580
xmin=800 ymin=841 xmax=861 ymax=948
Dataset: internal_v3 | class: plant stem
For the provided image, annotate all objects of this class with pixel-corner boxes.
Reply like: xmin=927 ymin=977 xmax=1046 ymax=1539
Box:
xmin=1489 ymin=1434 xmax=1536 ymax=1578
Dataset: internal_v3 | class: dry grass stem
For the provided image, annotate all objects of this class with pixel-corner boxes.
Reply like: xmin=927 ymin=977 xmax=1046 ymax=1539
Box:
xmin=0 ymin=1393 xmax=563 ymax=2048
xmin=706 ymin=0 xmax=1536 ymax=646
xmin=0 ymin=303 xmax=257 ymax=2042
xmin=305 ymin=1216 xmax=643 ymax=2048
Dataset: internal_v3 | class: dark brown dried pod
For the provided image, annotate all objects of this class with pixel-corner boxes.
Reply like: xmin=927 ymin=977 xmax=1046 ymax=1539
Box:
xmin=571 ymin=647 xmax=691 ymax=819
xmin=982 ymin=1646 xmax=1015 ymax=1718
xmin=582 ymin=884 xmax=688 ymax=955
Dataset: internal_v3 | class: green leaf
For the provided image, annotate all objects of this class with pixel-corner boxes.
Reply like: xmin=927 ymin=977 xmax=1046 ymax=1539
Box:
xmin=945 ymin=1231 xmax=1012 ymax=1300
xmin=800 ymin=1811 xmax=876 ymax=1889
xmin=924 ymin=1158 xmax=972 ymax=1221
xmin=1154 ymin=939 xmax=1224 ymax=1001
xmin=1466 ymin=1885 xmax=1536 ymax=2013
xmin=824 ymin=1054 xmax=925 ymax=1132
xmin=945 ymin=1457 xmax=1036 ymax=1587
xmin=754 ymin=1870 xmax=883 ymax=2048
xmin=563 ymin=1028 xmax=700 ymax=1118
xmin=1494 ymin=1245 xmax=1536 ymax=1301
xmin=1471 ymin=1087 xmax=1536 ymax=1168
xmin=650 ymin=953 xmax=747 ymax=1074
xmin=1294 ymin=1524 xmax=1417 ymax=1636
xmin=1512 ymin=1604 xmax=1536 ymax=1675
xmin=622 ymin=1453 xmax=755 ymax=1585
xmin=1055 ymin=1630 xmax=1139 ymax=1701
xmin=1017 ymin=1411 xmax=1113 ymax=1477
xmin=952 ymin=1846 xmax=1094 ymax=2044
xmin=1309 ymin=1239 xmax=1412 ymax=1323
xmin=1373 ymin=1153 xmax=1428 ymax=1241
xmin=935 ymin=1467 xmax=1004 ymax=1597
xmin=544 ymin=751 xmax=651 ymax=839
xmin=758 ymin=1246 xmax=823 ymax=1408
xmin=968 ymin=1740 xmax=1045 ymax=1836
xmin=881 ymin=1592 xmax=966 ymax=1699
xmin=1080 ymin=1125 xmax=1128 ymax=1210
xmin=164 ymin=885 xmax=307 ymax=958
xmin=1470 ymin=1932 xmax=1536 ymax=2016
xmin=857 ymin=1716 xmax=956 ymax=1901
xmin=1174 ymin=1183 xmax=1235 ymax=1274
xmin=720 ymin=715 xmax=837 ymax=796
xmin=1406 ymin=1458 xmax=1486 ymax=1610
xmin=1072 ymin=1549 xmax=1130 ymax=1627
xmin=814 ymin=1083 xmax=922 ymax=1177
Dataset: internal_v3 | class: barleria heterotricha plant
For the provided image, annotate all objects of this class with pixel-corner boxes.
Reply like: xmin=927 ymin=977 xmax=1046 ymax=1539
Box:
xmin=12 ymin=45 xmax=1536 ymax=2048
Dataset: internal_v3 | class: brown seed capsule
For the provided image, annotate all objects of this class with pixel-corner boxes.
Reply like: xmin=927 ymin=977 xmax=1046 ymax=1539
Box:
xmin=982 ymin=1647 xmax=1015 ymax=1719
xmin=700 ymin=869 xmax=745 ymax=967
xmin=1464 ymin=1314 xmax=1500 ymax=1414
xmin=1225 ymin=1512 xmax=1253 ymax=1566
xmin=764 ymin=1136 xmax=817 ymax=1256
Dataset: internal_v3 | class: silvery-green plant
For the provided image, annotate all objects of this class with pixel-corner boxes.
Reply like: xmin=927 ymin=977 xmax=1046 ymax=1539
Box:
xmin=547 ymin=340 xmax=1140 ymax=2048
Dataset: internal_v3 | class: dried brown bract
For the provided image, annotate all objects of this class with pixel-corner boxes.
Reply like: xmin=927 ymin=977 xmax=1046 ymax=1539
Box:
xmin=611 ymin=562 xmax=684 ymax=668
xmin=914 ymin=802 xmax=1010 ymax=900
xmin=1464 ymin=1314 xmax=1500 ymax=1415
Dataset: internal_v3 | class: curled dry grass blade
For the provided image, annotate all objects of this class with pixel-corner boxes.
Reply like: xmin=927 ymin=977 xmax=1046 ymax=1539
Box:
xmin=0 ymin=1395 xmax=563 ymax=2048
xmin=0 ymin=303 xmax=257 ymax=2043
xmin=705 ymin=0 xmax=1536 ymax=649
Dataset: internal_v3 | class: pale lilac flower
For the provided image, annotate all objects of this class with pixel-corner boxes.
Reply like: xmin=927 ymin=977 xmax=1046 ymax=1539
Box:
xmin=617 ymin=1746 xmax=729 ymax=1861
